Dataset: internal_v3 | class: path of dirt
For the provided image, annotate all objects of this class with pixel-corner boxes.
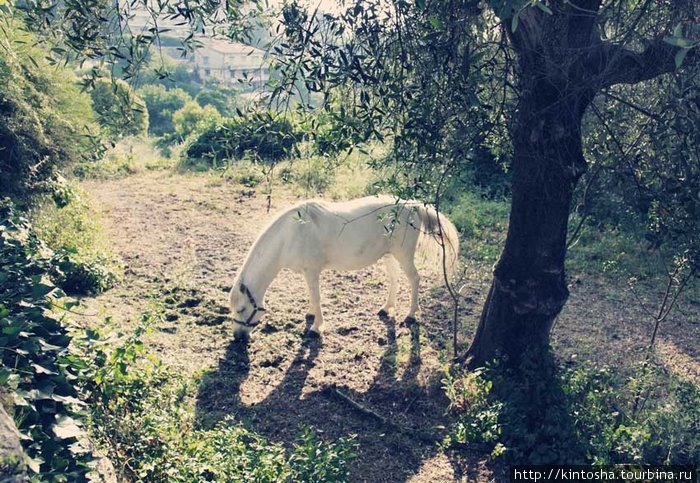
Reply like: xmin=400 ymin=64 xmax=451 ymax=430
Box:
xmin=80 ymin=169 xmax=700 ymax=482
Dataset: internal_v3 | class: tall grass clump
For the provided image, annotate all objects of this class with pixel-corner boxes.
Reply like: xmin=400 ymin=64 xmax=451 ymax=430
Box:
xmin=32 ymin=183 xmax=118 ymax=295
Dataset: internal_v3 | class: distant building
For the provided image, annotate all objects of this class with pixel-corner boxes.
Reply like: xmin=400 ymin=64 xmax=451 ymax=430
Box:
xmin=192 ymin=37 xmax=268 ymax=88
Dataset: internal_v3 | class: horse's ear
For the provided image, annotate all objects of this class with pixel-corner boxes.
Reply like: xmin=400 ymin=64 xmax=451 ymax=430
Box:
xmin=239 ymin=283 xmax=247 ymax=294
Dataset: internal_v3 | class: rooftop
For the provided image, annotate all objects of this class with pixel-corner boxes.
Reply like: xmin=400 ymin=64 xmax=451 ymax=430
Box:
xmin=196 ymin=36 xmax=265 ymax=56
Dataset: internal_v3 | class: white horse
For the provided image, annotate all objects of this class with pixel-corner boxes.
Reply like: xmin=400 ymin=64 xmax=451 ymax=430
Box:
xmin=228 ymin=195 xmax=460 ymax=340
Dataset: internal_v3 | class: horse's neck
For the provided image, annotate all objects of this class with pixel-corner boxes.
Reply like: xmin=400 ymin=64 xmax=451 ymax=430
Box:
xmin=238 ymin=227 xmax=284 ymax=303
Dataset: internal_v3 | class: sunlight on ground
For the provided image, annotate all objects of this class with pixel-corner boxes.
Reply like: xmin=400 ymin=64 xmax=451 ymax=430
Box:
xmin=656 ymin=338 xmax=700 ymax=388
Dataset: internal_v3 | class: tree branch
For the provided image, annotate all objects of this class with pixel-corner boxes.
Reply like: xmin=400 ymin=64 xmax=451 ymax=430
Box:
xmin=593 ymin=39 xmax=698 ymax=88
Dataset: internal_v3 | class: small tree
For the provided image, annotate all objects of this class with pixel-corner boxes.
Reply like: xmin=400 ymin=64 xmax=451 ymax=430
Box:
xmin=173 ymin=101 xmax=222 ymax=139
xmin=139 ymin=84 xmax=193 ymax=136
xmin=91 ymin=79 xmax=148 ymax=139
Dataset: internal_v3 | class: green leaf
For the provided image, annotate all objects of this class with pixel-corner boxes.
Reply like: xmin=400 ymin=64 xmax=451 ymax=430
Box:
xmin=32 ymin=282 xmax=55 ymax=299
xmin=429 ymin=16 xmax=445 ymax=30
xmin=674 ymin=47 xmax=690 ymax=68
xmin=536 ymin=2 xmax=552 ymax=14
xmin=0 ymin=367 xmax=11 ymax=385
xmin=52 ymin=415 xmax=84 ymax=440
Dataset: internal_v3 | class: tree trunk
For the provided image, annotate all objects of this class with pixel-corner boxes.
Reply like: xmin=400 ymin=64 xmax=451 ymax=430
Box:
xmin=466 ymin=62 xmax=592 ymax=367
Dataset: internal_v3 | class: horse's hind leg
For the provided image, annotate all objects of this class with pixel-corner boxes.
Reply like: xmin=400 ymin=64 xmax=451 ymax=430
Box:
xmin=303 ymin=269 xmax=324 ymax=335
xmin=396 ymin=255 xmax=421 ymax=322
xmin=379 ymin=256 xmax=399 ymax=318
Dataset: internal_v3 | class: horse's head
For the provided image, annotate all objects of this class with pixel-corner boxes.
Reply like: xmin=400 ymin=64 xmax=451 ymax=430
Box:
xmin=229 ymin=282 xmax=266 ymax=340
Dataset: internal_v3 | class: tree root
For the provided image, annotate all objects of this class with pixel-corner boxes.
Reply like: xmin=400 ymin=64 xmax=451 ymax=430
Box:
xmin=322 ymin=384 xmax=494 ymax=452
xmin=321 ymin=384 xmax=440 ymax=445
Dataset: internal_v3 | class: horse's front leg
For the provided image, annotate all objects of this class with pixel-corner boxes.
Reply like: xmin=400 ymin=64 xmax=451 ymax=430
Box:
xmin=303 ymin=269 xmax=324 ymax=334
xmin=378 ymin=256 xmax=399 ymax=318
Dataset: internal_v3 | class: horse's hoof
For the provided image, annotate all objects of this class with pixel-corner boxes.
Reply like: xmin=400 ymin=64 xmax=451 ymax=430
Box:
xmin=403 ymin=316 xmax=418 ymax=326
xmin=305 ymin=313 xmax=316 ymax=322
xmin=304 ymin=328 xmax=322 ymax=339
xmin=377 ymin=309 xmax=390 ymax=319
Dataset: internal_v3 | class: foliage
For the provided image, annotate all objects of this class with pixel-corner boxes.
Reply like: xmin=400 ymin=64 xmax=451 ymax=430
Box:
xmin=90 ymin=79 xmax=148 ymax=140
xmin=15 ymin=0 xmax=262 ymax=90
xmin=139 ymin=61 xmax=203 ymax=97
xmin=0 ymin=18 xmax=100 ymax=201
xmin=185 ymin=112 xmax=299 ymax=165
xmin=445 ymin=350 xmax=700 ymax=465
xmin=76 ymin=317 xmax=358 ymax=482
xmin=443 ymin=368 xmax=502 ymax=454
xmin=74 ymin=137 xmax=171 ymax=179
xmin=138 ymin=85 xmax=192 ymax=136
xmin=48 ymin=249 xmax=116 ymax=296
xmin=173 ymin=101 xmax=222 ymax=139
xmin=0 ymin=200 xmax=93 ymax=479
xmin=31 ymin=189 xmax=117 ymax=295
xmin=195 ymin=87 xmax=239 ymax=116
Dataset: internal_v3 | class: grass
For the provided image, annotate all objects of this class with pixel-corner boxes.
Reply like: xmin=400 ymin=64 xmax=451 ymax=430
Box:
xmin=30 ymin=183 xmax=120 ymax=294
xmin=74 ymin=137 xmax=172 ymax=179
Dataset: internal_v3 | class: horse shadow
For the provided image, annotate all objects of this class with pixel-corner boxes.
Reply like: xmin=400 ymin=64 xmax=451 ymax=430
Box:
xmin=195 ymin=309 xmax=464 ymax=482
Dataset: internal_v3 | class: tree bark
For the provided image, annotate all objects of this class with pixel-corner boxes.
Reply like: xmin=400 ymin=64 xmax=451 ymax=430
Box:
xmin=466 ymin=79 xmax=591 ymax=367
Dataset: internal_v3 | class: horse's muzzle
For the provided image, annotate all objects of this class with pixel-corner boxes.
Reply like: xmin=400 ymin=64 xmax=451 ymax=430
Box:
xmin=233 ymin=323 xmax=251 ymax=342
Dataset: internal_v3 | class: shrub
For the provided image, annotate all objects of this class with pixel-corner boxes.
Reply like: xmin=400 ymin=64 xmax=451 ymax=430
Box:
xmin=185 ymin=112 xmax=299 ymax=165
xmin=0 ymin=19 xmax=100 ymax=201
xmin=49 ymin=248 xmax=116 ymax=295
xmin=0 ymin=201 xmax=93 ymax=478
xmin=445 ymin=350 xmax=700 ymax=465
xmin=77 ymin=317 xmax=358 ymax=482
xmin=173 ymin=101 xmax=221 ymax=139
xmin=138 ymin=85 xmax=192 ymax=136
xmin=195 ymin=87 xmax=238 ymax=116
xmin=90 ymin=78 xmax=148 ymax=139
xmin=32 ymin=188 xmax=118 ymax=295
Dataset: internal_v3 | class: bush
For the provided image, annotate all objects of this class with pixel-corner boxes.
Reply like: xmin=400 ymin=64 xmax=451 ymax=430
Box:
xmin=445 ymin=350 xmax=700 ymax=465
xmin=195 ymin=87 xmax=238 ymax=116
xmin=0 ymin=201 xmax=93 ymax=478
xmin=49 ymin=248 xmax=116 ymax=295
xmin=185 ymin=112 xmax=299 ymax=165
xmin=90 ymin=78 xmax=148 ymax=139
xmin=0 ymin=19 xmax=100 ymax=201
xmin=173 ymin=101 xmax=221 ymax=139
xmin=138 ymin=85 xmax=192 ymax=136
xmin=32 ymin=188 xmax=118 ymax=295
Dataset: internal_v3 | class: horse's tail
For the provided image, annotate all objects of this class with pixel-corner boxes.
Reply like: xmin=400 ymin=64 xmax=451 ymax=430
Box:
xmin=414 ymin=203 xmax=460 ymax=282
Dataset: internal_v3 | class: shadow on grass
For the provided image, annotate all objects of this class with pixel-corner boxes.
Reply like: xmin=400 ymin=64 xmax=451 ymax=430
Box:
xmin=193 ymin=311 xmax=467 ymax=482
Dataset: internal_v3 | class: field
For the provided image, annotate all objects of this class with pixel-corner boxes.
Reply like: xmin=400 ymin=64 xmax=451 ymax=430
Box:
xmin=72 ymin=162 xmax=700 ymax=482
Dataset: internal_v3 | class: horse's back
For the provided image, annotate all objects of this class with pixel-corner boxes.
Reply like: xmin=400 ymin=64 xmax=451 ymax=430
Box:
xmin=277 ymin=195 xmax=423 ymax=272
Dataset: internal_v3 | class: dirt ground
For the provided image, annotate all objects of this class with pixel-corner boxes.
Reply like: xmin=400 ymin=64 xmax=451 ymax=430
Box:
xmin=80 ymin=169 xmax=700 ymax=482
